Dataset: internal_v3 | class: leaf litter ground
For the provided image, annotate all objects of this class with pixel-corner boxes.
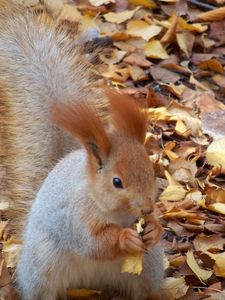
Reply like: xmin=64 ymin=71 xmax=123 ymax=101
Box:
xmin=1 ymin=0 xmax=225 ymax=299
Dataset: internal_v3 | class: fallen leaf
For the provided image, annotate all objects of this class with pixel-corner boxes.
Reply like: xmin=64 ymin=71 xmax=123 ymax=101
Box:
xmin=194 ymin=234 xmax=224 ymax=253
xmin=206 ymin=138 xmax=225 ymax=169
xmin=160 ymin=185 xmax=187 ymax=202
xmin=198 ymin=7 xmax=225 ymax=22
xmin=198 ymin=59 xmax=224 ymax=74
xmin=163 ymin=277 xmax=189 ymax=300
xmin=144 ymin=40 xmax=169 ymax=59
xmin=127 ymin=20 xmax=162 ymax=41
xmin=128 ymin=0 xmax=156 ymax=8
xmin=186 ymin=250 xmax=213 ymax=283
xmin=103 ymin=7 xmax=139 ymax=24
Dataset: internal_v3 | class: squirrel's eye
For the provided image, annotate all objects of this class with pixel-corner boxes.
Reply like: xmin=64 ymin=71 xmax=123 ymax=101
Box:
xmin=113 ymin=177 xmax=123 ymax=189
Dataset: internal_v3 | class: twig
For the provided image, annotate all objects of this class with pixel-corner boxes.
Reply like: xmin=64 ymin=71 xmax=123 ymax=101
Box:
xmin=187 ymin=0 xmax=216 ymax=11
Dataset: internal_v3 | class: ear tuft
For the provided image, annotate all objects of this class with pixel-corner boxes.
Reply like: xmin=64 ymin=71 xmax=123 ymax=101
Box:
xmin=105 ymin=89 xmax=148 ymax=144
xmin=52 ymin=102 xmax=111 ymax=157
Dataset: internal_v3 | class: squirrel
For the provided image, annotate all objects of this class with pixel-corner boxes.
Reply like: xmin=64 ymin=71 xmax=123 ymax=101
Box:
xmin=0 ymin=0 xmax=107 ymax=235
xmin=17 ymin=90 xmax=164 ymax=300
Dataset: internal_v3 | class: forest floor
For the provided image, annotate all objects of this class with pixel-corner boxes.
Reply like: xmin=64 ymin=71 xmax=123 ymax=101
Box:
xmin=1 ymin=0 xmax=225 ymax=299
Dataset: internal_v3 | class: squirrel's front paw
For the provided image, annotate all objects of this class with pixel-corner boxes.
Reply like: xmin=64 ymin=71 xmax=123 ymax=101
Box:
xmin=142 ymin=219 xmax=163 ymax=247
xmin=119 ymin=228 xmax=146 ymax=254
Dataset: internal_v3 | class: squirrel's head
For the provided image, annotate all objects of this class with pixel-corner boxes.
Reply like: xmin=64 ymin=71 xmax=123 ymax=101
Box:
xmin=52 ymin=90 xmax=157 ymax=223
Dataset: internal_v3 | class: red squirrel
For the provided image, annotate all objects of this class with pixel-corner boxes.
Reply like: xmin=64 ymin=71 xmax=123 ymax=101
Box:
xmin=17 ymin=90 xmax=164 ymax=299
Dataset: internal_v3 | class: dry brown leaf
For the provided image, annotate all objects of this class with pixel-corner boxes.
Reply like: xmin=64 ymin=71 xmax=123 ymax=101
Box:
xmin=194 ymin=234 xmax=224 ymax=253
xmin=207 ymin=252 xmax=225 ymax=278
xmin=123 ymin=53 xmax=151 ymax=67
xmin=186 ymin=250 xmax=213 ymax=283
xmin=176 ymin=32 xmax=195 ymax=58
xmin=198 ymin=7 xmax=225 ymax=22
xmin=99 ymin=49 xmax=127 ymax=64
xmin=128 ymin=64 xmax=148 ymax=81
xmin=163 ymin=277 xmax=189 ymax=300
xmin=198 ymin=59 xmax=224 ymax=74
xmin=161 ymin=13 xmax=178 ymax=44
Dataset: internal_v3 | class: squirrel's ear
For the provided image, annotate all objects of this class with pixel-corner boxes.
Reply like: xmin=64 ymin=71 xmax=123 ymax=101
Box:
xmin=105 ymin=89 xmax=148 ymax=144
xmin=51 ymin=102 xmax=111 ymax=167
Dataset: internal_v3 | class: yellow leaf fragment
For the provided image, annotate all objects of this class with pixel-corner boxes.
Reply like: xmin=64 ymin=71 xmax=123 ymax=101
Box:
xmin=177 ymin=17 xmax=207 ymax=33
xmin=206 ymin=138 xmax=225 ymax=169
xmin=164 ymin=149 xmax=179 ymax=161
xmin=67 ymin=288 xmax=102 ymax=298
xmin=160 ymin=185 xmax=187 ymax=202
xmin=186 ymin=250 xmax=213 ymax=283
xmin=121 ymin=218 xmax=145 ymax=275
xmin=144 ymin=40 xmax=169 ymax=59
xmin=136 ymin=217 xmax=145 ymax=233
xmin=127 ymin=20 xmax=162 ymax=41
xmin=103 ymin=7 xmax=140 ymax=24
xmin=121 ymin=253 xmax=143 ymax=275
xmin=161 ymin=13 xmax=178 ymax=44
xmin=128 ymin=0 xmax=156 ymax=8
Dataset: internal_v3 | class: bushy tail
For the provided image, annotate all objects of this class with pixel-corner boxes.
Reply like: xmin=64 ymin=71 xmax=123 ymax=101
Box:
xmin=0 ymin=2 xmax=107 ymax=237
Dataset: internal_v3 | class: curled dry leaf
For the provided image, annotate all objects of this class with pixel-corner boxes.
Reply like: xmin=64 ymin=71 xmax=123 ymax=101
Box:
xmin=197 ymin=7 xmax=225 ymax=22
xmin=193 ymin=234 xmax=224 ymax=253
xmin=198 ymin=59 xmax=224 ymax=74
xmin=186 ymin=250 xmax=213 ymax=283
xmin=161 ymin=13 xmax=178 ymax=44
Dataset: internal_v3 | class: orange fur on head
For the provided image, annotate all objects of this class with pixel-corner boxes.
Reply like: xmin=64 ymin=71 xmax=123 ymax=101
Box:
xmin=52 ymin=102 xmax=111 ymax=157
xmin=105 ymin=89 xmax=148 ymax=144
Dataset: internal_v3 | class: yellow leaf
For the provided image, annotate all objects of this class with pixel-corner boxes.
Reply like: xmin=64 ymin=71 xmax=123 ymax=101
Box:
xmin=144 ymin=40 xmax=169 ymax=59
xmin=198 ymin=7 xmax=225 ymax=22
xmin=161 ymin=13 xmax=178 ymax=44
xmin=147 ymin=107 xmax=173 ymax=121
xmin=207 ymin=252 xmax=225 ymax=278
xmin=89 ymin=0 xmax=115 ymax=6
xmin=67 ymin=288 xmax=102 ymax=298
xmin=126 ymin=20 xmax=162 ymax=41
xmin=208 ymin=188 xmax=225 ymax=203
xmin=121 ymin=218 xmax=145 ymax=275
xmin=206 ymin=138 xmax=225 ymax=169
xmin=175 ymin=120 xmax=191 ymax=138
xmin=164 ymin=149 xmax=179 ymax=161
xmin=99 ymin=49 xmax=127 ymax=64
xmin=128 ymin=0 xmax=156 ymax=8
xmin=186 ymin=250 xmax=213 ymax=283
xmin=160 ymin=185 xmax=187 ymax=202
xmin=163 ymin=207 xmax=204 ymax=220
xmin=177 ymin=17 xmax=207 ymax=33
xmin=121 ymin=253 xmax=143 ymax=275
xmin=103 ymin=7 xmax=140 ymax=24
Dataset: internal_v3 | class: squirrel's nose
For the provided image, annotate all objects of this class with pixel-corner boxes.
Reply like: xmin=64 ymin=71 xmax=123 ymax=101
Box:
xmin=141 ymin=207 xmax=153 ymax=215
